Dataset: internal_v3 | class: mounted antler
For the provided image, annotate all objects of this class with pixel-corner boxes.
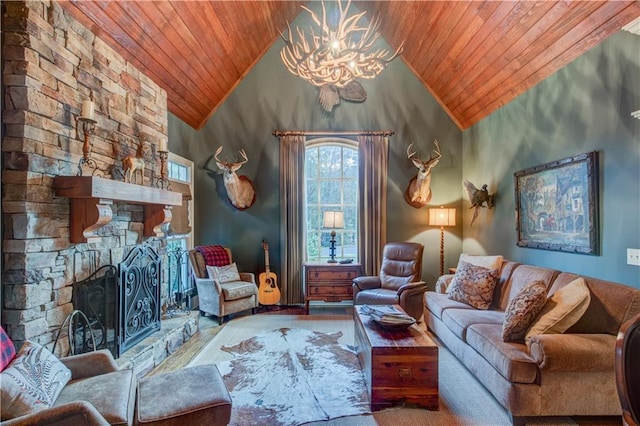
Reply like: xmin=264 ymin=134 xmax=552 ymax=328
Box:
xmin=405 ymin=140 xmax=442 ymax=208
xmin=214 ymin=147 xmax=256 ymax=210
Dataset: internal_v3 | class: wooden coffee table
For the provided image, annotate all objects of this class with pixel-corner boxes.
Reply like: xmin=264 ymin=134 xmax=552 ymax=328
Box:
xmin=354 ymin=305 xmax=439 ymax=411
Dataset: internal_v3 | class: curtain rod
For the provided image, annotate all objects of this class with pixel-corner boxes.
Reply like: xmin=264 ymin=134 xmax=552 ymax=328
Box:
xmin=272 ymin=130 xmax=395 ymax=137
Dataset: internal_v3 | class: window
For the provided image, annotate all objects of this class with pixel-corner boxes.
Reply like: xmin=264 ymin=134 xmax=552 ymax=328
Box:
xmin=305 ymin=139 xmax=358 ymax=262
xmin=166 ymin=153 xmax=193 ymax=306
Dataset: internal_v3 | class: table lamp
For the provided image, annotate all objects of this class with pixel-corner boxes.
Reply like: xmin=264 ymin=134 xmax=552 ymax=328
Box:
xmin=323 ymin=211 xmax=345 ymax=263
xmin=428 ymin=206 xmax=456 ymax=276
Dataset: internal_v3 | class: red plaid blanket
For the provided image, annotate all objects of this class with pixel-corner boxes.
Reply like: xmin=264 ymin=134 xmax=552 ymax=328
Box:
xmin=0 ymin=326 xmax=16 ymax=371
xmin=196 ymin=245 xmax=231 ymax=267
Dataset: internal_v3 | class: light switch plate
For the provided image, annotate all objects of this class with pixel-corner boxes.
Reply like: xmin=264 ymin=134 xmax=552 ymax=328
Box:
xmin=627 ymin=248 xmax=640 ymax=266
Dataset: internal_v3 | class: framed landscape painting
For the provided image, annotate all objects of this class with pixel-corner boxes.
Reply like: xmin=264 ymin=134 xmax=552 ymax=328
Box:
xmin=514 ymin=151 xmax=599 ymax=255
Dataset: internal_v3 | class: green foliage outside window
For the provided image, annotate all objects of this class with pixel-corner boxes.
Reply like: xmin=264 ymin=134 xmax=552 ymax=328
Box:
xmin=305 ymin=142 xmax=358 ymax=261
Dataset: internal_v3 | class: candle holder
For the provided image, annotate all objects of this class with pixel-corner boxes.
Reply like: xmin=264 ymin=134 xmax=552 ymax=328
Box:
xmin=155 ymin=150 xmax=170 ymax=189
xmin=77 ymin=116 xmax=100 ymax=176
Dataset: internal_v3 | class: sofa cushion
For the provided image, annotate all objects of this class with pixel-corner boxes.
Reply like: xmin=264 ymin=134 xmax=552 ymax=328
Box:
xmin=442 ymin=308 xmax=504 ymax=341
xmin=448 ymin=260 xmax=499 ymax=309
xmin=425 ymin=291 xmax=475 ymax=320
xmin=494 ymin=264 xmax=558 ymax=311
xmin=56 ymin=369 xmax=135 ymax=426
xmin=207 ymin=263 xmax=241 ymax=284
xmin=220 ymin=281 xmax=258 ymax=301
xmin=0 ymin=341 xmax=72 ymax=420
xmin=457 ymin=253 xmax=504 ymax=271
xmin=525 ymin=277 xmax=590 ymax=343
xmin=466 ymin=324 xmax=539 ymax=384
xmin=502 ymin=280 xmax=548 ymax=342
xmin=553 ymin=273 xmax=640 ymax=335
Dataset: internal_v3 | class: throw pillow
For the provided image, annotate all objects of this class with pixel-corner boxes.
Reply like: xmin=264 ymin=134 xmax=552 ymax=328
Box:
xmin=0 ymin=326 xmax=16 ymax=371
xmin=502 ymin=280 xmax=548 ymax=342
xmin=447 ymin=260 xmax=500 ymax=310
xmin=0 ymin=341 xmax=72 ymax=420
xmin=446 ymin=254 xmax=504 ymax=293
xmin=207 ymin=262 xmax=241 ymax=283
xmin=525 ymin=277 xmax=591 ymax=343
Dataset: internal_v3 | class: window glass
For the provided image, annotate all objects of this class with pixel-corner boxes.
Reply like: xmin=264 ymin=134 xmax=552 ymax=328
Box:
xmin=305 ymin=140 xmax=358 ymax=262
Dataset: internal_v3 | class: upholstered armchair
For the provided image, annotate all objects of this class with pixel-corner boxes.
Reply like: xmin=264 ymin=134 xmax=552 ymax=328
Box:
xmin=352 ymin=242 xmax=427 ymax=321
xmin=2 ymin=348 xmax=135 ymax=426
xmin=188 ymin=246 xmax=258 ymax=323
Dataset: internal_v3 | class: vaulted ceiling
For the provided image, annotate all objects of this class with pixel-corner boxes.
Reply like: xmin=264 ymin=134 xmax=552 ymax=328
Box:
xmin=59 ymin=1 xmax=639 ymax=130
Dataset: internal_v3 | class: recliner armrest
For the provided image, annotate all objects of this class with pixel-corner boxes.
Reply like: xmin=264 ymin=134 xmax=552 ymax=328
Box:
xmin=352 ymin=276 xmax=381 ymax=290
xmin=396 ymin=281 xmax=428 ymax=296
xmin=1 ymin=401 xmax=110 ymax=426
xmin=60 ymin=349 xmax=118 ymax=379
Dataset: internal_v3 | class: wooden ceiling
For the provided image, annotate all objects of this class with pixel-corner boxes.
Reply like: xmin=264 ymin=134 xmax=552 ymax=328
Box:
xmin=59 ymin=1 xmax=639 ymax=130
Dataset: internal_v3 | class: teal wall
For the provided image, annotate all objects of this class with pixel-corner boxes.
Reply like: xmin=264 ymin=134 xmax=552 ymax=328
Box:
xmin=168 ymin=19 xmax=463 ymax=287
xmin=462 ymin=31 xmax=640 ymax=287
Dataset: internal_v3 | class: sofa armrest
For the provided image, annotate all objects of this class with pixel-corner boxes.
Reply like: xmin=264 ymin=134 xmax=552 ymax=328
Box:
xmin=60 ymin=349 xmax=118 ymax=379
xmin=1 ymin=401 xmax=110 ymax=426
xmin=528 ymin=333 xmax=615 ymax=372
xmin=435 ymin=274 xmax=455 ymax=293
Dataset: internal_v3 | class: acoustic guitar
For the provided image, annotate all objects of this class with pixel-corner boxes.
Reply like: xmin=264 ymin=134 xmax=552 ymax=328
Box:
xmin=258 ymin=241 xmax=280 ymax=305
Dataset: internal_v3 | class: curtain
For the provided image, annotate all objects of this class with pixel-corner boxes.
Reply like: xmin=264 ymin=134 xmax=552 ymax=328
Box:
xmin=357 ymin=135 xmax=389 ymax=276
xmin=279 ymin=134 xmax=306 ymax=304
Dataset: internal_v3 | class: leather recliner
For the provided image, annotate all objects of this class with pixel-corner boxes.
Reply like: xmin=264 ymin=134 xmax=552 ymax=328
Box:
xmin=352 ymin=242 xmax=427 ymax=321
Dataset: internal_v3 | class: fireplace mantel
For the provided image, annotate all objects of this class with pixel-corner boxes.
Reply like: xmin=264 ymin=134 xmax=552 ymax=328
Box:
xmin=54 ymin=176 xmax=182 ymax=243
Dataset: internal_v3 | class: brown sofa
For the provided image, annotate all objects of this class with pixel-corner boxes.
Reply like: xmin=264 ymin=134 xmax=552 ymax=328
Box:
xmin=424 ymin=260 xmax=640 ymax=425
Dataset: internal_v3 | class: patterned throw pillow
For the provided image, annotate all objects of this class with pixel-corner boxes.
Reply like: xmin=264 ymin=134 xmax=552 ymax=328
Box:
xmin=525 ymin=277 xmax=591 ymax=343
xmin=502 ymin=280 xmax=548 ymax=342
xmin=0 ymin=341 xmax=72 ymax=420
xmin=447 ymin=260 xmax=499 ymax=310
xmin=207 ymin=262 xmax=241 ymax=283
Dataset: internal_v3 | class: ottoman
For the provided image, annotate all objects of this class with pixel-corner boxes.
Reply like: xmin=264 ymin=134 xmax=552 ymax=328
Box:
xmin=135 ymin=364 xmax=232 ymax=426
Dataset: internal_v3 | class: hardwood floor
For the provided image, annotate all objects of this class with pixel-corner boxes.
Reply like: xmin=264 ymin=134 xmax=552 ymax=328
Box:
xmin=148 ymin=304 xmax=352 ymax=376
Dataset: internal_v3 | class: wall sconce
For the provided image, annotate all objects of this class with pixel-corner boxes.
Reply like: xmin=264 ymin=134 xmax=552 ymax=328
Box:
xmin=428 ymin=206 xmax=456 ymax=276
xmin=77 ymin=99 xmax=98 ymax=176
xmin=323 ymin=211 xmax=345 ymax=263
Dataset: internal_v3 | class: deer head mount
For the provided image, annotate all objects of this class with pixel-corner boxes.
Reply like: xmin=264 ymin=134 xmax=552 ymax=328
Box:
xmin=405 ymin=140 xmax=442 ymax=208
xmin=213 ymin=146 xmax=256 ymax=210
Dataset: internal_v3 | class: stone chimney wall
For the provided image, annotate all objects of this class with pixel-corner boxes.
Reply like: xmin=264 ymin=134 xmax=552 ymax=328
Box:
xmin=2 ymin=0 xmax=169 ymax=352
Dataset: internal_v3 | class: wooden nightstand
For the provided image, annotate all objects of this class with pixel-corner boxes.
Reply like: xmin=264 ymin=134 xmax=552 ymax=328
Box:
xmin=304 ymin=262 xmax=362 ymax=314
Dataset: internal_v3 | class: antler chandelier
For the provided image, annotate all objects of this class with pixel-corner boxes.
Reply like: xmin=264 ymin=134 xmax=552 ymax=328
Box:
xmin=280 ymin=0 xmax=404 ymax=112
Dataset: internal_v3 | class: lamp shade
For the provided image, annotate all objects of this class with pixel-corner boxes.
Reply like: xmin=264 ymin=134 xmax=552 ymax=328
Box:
xmin=429 ymin=207 xmax=456 ymax=227
xmin=323 ymin=211 xmax=345 ymax=229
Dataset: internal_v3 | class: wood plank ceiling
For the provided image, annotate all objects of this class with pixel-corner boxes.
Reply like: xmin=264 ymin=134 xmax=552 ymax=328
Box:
xmin=59 ymin=1 xmax=639 ymax=130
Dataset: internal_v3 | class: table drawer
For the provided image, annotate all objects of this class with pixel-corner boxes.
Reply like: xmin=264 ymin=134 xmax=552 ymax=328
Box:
xmin=308 ymin=285 xmax=353 ymax=296
xmin=307 ymin=268 xmax=359 ymax=281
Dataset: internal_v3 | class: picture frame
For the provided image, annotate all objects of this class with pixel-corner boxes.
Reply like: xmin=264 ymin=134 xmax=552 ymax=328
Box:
xmin=514 ymin=151 xmax=599 ymax=255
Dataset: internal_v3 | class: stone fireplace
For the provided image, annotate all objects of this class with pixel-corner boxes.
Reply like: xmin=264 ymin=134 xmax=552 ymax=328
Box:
xmin=1 ymin=0 xmax=182 ymax=359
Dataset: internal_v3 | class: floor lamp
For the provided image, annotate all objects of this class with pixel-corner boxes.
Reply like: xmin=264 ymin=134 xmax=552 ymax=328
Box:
xmin=428 ymin=207 xmax=456 ymax=276
xmin=323 ymin=211 xmax=344 ymax=263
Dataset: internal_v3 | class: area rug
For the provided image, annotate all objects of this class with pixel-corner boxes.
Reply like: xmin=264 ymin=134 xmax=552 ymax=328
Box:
xmin=197 ymin=325 xmax=370 ymax=426
xmin=189 ymin=315 xmax=588 ymax=426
